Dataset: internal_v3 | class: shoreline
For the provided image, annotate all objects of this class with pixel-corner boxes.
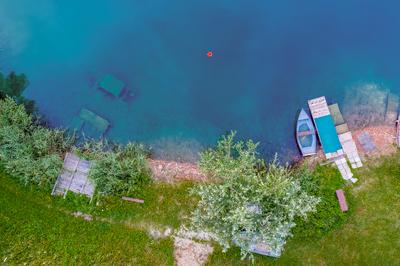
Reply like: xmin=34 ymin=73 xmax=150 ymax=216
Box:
xmin=149 ymin=124 xmax=398 ymax=182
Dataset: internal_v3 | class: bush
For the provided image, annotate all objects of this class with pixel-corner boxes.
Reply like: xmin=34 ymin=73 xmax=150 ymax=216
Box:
xmin=83 ymin=140 xmax=152 ymax=197
xmin=292 ymin=165 xmax=348 ymax=239
xmin=190 ymin=131 xmax=320 ymax=259
xmin=0 ymin=98 xmax=73 ymax=188
xmin=0 ymin=97 xmax=150 ymax=196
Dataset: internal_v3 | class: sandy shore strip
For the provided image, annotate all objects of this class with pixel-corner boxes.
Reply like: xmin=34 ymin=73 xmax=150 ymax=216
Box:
xmin=147 ymin=124 xmax=398 ymax=183
xmin=148 ymin=159 xmax=207 ymax=182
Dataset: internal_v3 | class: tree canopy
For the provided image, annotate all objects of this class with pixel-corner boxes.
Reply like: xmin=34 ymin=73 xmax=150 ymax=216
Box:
xmin=190 ymin=131 xmax=320 ymax=259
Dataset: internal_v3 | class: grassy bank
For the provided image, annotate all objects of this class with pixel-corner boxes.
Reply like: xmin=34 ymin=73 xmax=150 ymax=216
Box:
xmin=208 ymin=154 xmax=400 ymax=265
xmin=0 ymin=175 xmax=194 ymax=265
xmin=1 ymin=153 xmax=400 ymax=265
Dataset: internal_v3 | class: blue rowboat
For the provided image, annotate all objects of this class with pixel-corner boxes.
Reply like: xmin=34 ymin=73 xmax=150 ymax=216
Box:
xmin=296 ymin=109 xmax=317 ymax=156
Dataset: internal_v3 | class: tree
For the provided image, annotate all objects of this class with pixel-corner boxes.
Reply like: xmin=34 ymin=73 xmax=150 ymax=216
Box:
xmin=190 ymin=131 xmax=320 ymax=259
xmin=0 ymin=71 xmax=35 ymax=114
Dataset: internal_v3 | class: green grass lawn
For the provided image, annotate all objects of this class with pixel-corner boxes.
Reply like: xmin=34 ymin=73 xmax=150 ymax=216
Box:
xmin=207 ymin=155 xmax=400 ymax=265
xmin=0 ymin=176 xmax=194 ymax=265
xmin=1 ymin=154 xmax=400 ymax=265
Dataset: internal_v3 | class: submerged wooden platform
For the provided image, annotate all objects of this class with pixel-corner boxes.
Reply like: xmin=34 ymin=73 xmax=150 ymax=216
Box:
xmin=52 ymin=153 xmax=95 ymax=199
xmin=397 ymin=115 xmax=400 ymax=147
xmin=385 ymin=93 xmax=399 ymax=123
xmin=70 ymin=108 xmax=110 ymax=138
xmin=98 ymin=74 xmax=125 ymax=97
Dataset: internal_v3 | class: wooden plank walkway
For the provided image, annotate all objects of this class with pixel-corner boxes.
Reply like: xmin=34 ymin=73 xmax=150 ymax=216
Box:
xmin=329 ymin=103 xmax=362 ymax=169
xmin=52 ymin=153 xmax=95 ymax=199
xmin=308 ymin=96 xmax=330 ymax=118
xmin=333 ymin=157 xmax=356 ymax=182
xmin=338 ymin=132 xmax=363 ymax=168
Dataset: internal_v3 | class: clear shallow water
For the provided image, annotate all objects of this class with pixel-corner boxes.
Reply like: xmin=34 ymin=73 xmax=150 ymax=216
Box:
xmin=1 ymin=0 xmax=400 ymax=161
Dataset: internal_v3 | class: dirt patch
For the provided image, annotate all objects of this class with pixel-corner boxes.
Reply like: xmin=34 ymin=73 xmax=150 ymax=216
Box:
xmin=352 ymin=125 xmax=397 ymax=157
xmin=148 ymin=159 xmax=207 ymax=182
xmin=148 ymin=226 xmax=173 ymax=239
xmin=174 ymin=237 xmax=213 ymax=266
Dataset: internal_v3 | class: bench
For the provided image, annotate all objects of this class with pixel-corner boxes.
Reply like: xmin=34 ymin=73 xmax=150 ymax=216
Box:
xmin=336 ymin=189 xmax=348 ymax=212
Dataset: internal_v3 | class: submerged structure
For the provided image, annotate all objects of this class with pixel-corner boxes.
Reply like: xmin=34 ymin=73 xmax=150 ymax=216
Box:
xmin=52 ymin=153 xmax=95 ymax=200
xmin=97 ymin=74 xmax=125 ymax=97
xmin=397 ymin=114 xmax=400 ymax=147
xmin=385 ymin=93 xmax=399 ymax=123
xmin=70 ymin=108 xmax=110 ymax=138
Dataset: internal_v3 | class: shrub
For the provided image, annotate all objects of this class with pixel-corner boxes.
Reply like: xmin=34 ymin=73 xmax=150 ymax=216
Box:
xmin=85 ymin=141 xmax=152 ymax=196
xmin=190 ymin=131 xmax=320 ymax=259
xmin=0 ymin=98 xmax=72 ymax=188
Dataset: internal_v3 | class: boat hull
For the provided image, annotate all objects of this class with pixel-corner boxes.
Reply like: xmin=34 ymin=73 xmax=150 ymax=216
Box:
xmin=296 ymin=109 xmax=317 ymax=156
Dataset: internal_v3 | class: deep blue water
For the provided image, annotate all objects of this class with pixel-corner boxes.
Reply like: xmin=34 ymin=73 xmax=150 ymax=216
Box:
xmin=1 ymin=0 xmax=400 ymax=161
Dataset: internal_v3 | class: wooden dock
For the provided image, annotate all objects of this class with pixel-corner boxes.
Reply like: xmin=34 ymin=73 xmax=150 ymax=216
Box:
xmin=52 ymin=153 xmax=95 ymax=199
xmin=333 ymin=157 xmax=356 ymax=182
xmin=308 ymin=97 xmax=343 ymax=159
xmin=329 ymin=103 xmax=362 ymax=169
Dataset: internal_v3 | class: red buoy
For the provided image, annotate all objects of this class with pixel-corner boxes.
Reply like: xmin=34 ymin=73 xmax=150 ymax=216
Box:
xmin=207 ymin=51 xmax=213 ymax=58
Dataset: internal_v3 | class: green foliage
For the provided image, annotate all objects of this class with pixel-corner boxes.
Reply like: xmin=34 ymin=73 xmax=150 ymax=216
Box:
xmin=0 ymin=71 xmax=35 ymax=114
xmin=292 ymin=165 xmax=349 ymax=239
xmin=191 ymin=131 xmax=320 ymax=260
xmin=0 ymin=98 xmax=73 ymax=188
xmin=83 ymin=140 xmax=152 ymax=197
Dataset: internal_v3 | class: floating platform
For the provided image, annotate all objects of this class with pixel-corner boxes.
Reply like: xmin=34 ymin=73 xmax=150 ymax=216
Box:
xmin=52 ymin=153 xmax=95 ymax=199
xmin=97 ymin=74 xmax=125 ymax=97
xmin=70 ymin=108 xmax=110 ymax=138
xmin=308 ymin=97 xmax=343 ymax=159
xmin=329 ymin=103 xmax=362 ymax=169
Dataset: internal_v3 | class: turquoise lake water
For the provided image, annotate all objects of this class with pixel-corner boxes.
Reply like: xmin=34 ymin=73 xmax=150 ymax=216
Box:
xmin=1 ymin=0 xmax=400 ymax=161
